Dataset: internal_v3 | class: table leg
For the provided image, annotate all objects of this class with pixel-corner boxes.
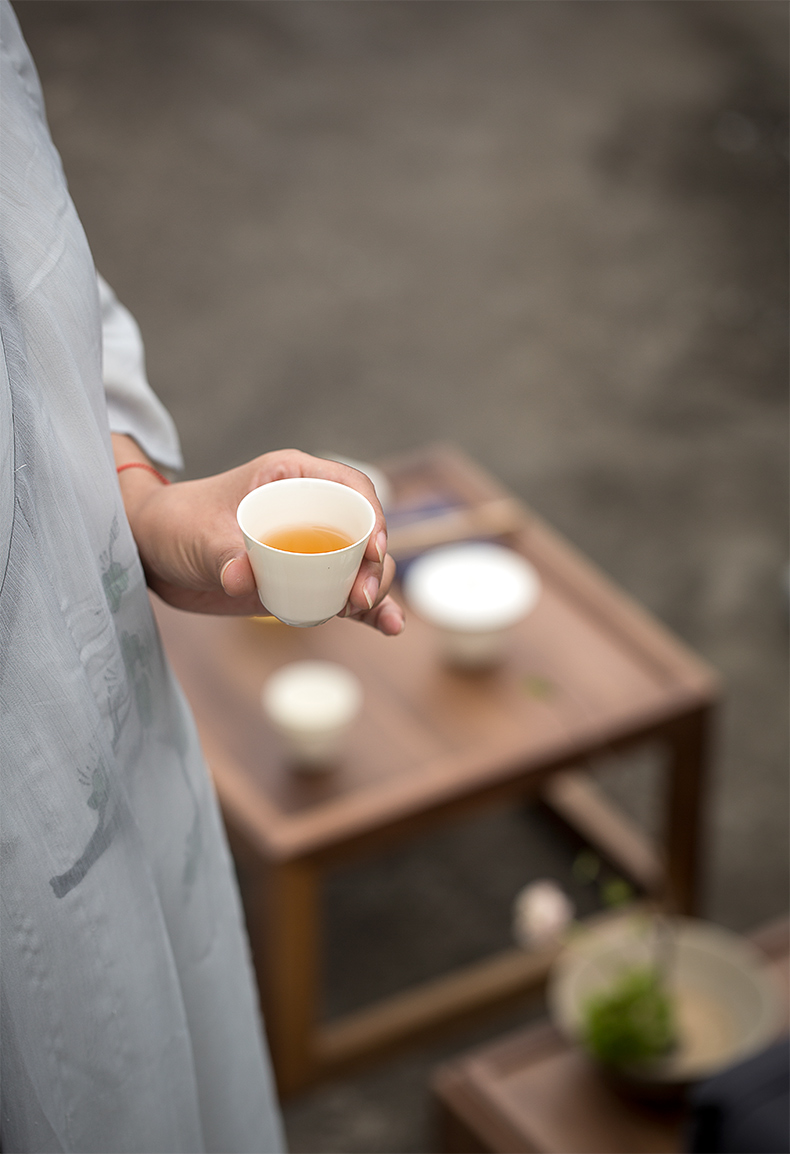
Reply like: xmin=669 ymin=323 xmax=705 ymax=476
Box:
xmin=253 ymin=859 xmax=320 ymax=1097
xmin=664 ymin=705 xmax=713 ymax=916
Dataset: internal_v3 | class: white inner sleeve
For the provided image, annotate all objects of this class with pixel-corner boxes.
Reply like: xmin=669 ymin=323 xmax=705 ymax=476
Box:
xmin=99 ymin=273 xmax=184 ymax=473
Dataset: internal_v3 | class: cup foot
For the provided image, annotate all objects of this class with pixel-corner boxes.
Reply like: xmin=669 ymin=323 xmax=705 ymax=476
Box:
xmin=274 ymin=615 xmax=334 ymax=628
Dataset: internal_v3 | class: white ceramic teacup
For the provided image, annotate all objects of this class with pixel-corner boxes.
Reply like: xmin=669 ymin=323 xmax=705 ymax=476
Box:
xmin=403 ymin=541 xmax=541 ymax=667
xmin=262 ymin=660 xmax=363 ymax=771
xmin=237 ymin=478 xmax=376 ymax=627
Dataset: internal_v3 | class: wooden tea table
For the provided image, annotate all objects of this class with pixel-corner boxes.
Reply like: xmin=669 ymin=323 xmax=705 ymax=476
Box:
xmin=151 ymin=444 xmax=720 ymax=1096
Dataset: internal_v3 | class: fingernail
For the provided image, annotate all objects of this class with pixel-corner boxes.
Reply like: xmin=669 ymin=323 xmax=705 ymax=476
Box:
xmin=363 ymin=577 xmax=379 ymax=609
xmin=338 ymin=600 xmax=352 ymax=619
xmin=375 ymin=531 xmax=387 ymax=564
xmin=220 ymin=559 xmax=236 ymax=593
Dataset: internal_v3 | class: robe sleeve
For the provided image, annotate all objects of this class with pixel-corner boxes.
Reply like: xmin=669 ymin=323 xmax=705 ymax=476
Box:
xmin=98 ymin=273 xmax=184 ymax=473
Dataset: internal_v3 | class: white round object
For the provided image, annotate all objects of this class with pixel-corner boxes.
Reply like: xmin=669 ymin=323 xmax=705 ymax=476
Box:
xmin=403 ymin=542 xmax=540 ymax=633
xmin=262 ymin=661 xmax=362 ymax=732
xmin=513 ymin=879 xmax=576 ymax=949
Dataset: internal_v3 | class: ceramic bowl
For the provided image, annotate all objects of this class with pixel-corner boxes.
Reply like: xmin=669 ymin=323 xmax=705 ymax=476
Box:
xmin=548 ymin=912 xmax=783 ymax=1089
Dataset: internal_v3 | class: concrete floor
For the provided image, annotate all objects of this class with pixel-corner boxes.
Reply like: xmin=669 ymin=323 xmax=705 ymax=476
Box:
xmin=15 ymin=1 xmax=788 ymax=1151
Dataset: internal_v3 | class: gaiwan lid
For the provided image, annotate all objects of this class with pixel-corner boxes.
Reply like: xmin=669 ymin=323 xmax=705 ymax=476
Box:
xmin=404 ymin=542 xmax=541 ymax=633
xmin=262 ymin=661 xmax=363 ymax=730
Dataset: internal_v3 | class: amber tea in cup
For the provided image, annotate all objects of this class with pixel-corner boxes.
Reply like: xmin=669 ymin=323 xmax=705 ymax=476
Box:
xmin=263 ymin=525 xmax=354 ymax=554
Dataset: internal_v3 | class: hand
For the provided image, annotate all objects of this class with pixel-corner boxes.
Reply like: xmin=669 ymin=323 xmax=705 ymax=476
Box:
xmin=112 ymin=437 xmax=405 ymax=635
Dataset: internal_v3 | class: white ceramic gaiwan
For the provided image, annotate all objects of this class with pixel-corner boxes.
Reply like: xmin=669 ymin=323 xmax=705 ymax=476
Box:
xmin=403 ymin=541 xmax=541 ymax=666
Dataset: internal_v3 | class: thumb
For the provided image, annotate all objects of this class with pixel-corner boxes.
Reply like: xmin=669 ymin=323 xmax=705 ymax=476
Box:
xmin=219 ymin=554 xmax=256 ymax=598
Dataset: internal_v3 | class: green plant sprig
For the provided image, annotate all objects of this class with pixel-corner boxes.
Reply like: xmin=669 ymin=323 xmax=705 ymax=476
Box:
xmin=582 ymin=966 xmax=677 ymax=1070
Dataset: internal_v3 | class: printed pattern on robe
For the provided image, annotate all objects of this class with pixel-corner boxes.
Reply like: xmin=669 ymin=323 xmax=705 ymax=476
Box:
xmin=49 ymin=517 xmax=202 ymax=899
xmin=50 ymin=754 xmax=118 ymax=899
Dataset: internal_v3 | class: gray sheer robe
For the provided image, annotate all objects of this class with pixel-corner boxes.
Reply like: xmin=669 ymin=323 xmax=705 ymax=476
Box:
xmin=0 ymin=3 xmax=283 ymax=1150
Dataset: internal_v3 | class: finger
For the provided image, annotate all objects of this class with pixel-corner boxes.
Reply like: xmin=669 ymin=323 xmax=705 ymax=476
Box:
xmin=250 ymin=451 xmax=381 ymax=510
xmin=338 ymin=554 xmax=395 ymax=619
xmin=219 ymin=553 xmax=257 ymax=598
xmin=346 ymin=549 xmax=398 ymax=614
xmin=366 ymin=527 xmax=388 ymax=566
xmin=348 ymin=560 xmax=382 ymax=613
xmin=347 ymin=595 xmax=405 ymax=636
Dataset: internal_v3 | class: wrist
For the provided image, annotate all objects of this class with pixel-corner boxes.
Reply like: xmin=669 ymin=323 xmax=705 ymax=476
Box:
xmin=117 ymin=461 xmax=171 ymax=487
xmin=112 ymin=432 xmax=170 ymax=537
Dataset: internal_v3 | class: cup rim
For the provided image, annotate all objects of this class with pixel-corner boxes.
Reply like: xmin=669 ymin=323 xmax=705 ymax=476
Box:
xmin=237 ymin=477 xmax=377 ymax=555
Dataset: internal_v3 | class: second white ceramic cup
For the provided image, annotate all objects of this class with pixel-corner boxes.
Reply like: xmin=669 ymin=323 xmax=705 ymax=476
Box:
xmin=403 ymin=541 xmax=541 ymax=667
xmin=262 ymin=660 xmax=363 ymax=770
xmin=237 ymin=477 xmax=376 ymax=627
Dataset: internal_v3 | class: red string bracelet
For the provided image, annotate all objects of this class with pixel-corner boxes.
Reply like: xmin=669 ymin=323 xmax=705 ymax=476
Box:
xmin=117 ymin=461 xmax=171 ymax=486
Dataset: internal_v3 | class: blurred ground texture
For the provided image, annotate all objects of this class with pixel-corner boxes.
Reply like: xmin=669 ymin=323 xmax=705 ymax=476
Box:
xmin=14 ymin=1 xmax=788 ymax=1151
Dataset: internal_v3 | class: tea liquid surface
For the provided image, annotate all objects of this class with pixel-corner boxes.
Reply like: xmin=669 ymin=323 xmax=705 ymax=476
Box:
xmin=262 ymin=524 xmax=354 ymax=554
